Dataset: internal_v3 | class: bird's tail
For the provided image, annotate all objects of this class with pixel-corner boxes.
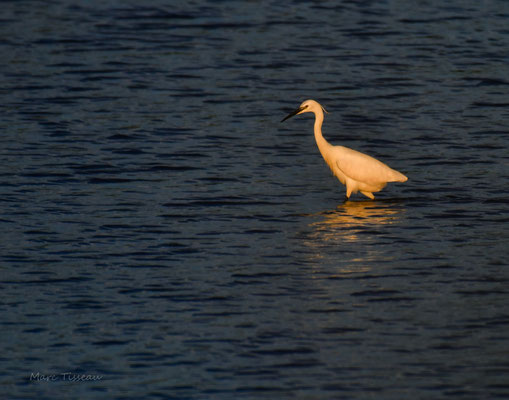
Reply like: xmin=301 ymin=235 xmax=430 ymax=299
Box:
xmin=390 ymin=169 xmax=408 ymax=182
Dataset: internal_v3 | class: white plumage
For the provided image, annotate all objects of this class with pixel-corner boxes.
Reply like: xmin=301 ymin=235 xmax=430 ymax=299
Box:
xmin=282 ymin=99 xmax=407 ymax=200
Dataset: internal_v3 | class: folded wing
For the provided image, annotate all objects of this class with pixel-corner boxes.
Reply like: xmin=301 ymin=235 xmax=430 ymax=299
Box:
xmin=334 ymin=146 xmax=407 ymax=184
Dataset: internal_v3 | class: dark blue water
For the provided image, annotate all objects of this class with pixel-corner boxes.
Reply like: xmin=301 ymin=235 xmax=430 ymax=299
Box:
xmin=1 ymin=1 xmax=509 ymax=399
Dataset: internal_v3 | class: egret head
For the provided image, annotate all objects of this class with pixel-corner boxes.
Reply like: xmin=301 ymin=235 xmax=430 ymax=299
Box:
xmin=281 ymin=99 xmax=328 ymax=122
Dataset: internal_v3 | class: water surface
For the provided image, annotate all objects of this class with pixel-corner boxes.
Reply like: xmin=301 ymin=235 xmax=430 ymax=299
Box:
xmin=1 ymin=1 xmax=509 ymax=399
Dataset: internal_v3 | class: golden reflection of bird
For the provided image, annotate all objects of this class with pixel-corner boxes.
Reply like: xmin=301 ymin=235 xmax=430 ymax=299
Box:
xmin=281 ymin=99 xmax=408 ymax=200
xmin=306 ymin=201 xmax=404 ymax=244
xmin=303 ymin=201 xmax=405 ymax=273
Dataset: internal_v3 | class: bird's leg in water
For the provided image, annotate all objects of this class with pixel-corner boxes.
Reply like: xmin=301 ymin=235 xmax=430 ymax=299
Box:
xmin=343 ymin=195 xmax=350 ymax=203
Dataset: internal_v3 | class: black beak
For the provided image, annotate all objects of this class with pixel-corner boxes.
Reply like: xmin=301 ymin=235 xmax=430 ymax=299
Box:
xmin=281 ymin=106 xmax=304 ymax=122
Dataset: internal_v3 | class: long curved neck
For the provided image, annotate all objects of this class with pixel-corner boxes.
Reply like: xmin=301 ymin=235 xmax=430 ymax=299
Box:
xmin=313 ymin=108 xmax=331 ymax=154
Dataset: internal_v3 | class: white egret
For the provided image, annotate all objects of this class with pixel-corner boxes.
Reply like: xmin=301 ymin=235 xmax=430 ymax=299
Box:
xmin=281 ymin=99 xmax=407 ymax=200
